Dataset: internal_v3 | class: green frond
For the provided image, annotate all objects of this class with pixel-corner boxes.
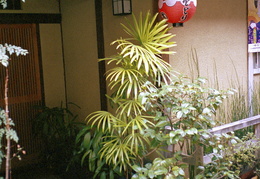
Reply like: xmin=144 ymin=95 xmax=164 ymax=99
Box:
xmin=86 ymin=111 xmax=117 ymax=132
xmin=115 ymin=39 xmax=172 ymax=78
xmin=121 ymin=115 xmax=154 ymax=135
xmin=108 ymin=74 xmax=146 ymax=99
xmin=100 ymin=135 xmax=134 ymax=172
xmin=106 ymin=67 xmax=142 ymax=85
xmin=118 ymin=12 xmax=176 ymax=54
xmin=124 ymin=133 xmax=150 ymax=154
xmin=99 ymin=55 xmax=126 ymax=66
xmin=116 ymin=99 xmax=145 ymax=117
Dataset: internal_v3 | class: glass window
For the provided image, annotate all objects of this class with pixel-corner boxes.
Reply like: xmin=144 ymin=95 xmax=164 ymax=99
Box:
xmin=0 ymin=0 xmax=21 ymax=10
xmin=253 ymin=52 xmax=260 ymax=74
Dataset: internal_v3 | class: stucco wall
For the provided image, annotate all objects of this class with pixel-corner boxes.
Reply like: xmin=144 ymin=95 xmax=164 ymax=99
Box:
xmin=60 ymin=0 xmax=156 ymax=120
xmin=103 ymin=0 xmax=156 ymax=57
xmin=60 ymin=0 xmax=252 ymax=120
xmin=169 ymin=0 xmax=248 ymax=90
xmin=60 ymin=0 xmax=100 ymax=120
xmin=39 ymin=24 xmax=66 ymax=107
xmin=102 ymin=0 xmax=156 ymax=112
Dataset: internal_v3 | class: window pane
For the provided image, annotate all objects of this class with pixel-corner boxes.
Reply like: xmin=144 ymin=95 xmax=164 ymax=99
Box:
xmin=255 ymin=52 xmax=260 ymax=69
xmin=253 ymin=53 xmax=257 ymax=69
xmin=0 ymin=0 xmax=21 ymax=10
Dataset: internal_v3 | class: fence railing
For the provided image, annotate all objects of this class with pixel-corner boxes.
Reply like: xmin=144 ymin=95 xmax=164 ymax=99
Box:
xmin=166 ymin=115 xmax=260 ymax=166
xmin=203 ymin=114 xmax=260 ymax=165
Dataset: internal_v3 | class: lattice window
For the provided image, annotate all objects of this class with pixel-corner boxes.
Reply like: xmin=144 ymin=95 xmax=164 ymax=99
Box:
xmin=0 ymin=24 xmax=43 ymax=159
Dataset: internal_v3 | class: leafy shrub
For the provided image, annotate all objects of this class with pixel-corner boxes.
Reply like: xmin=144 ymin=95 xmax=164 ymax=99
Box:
xmin=33 ymin=104 xmax=82 ymax=174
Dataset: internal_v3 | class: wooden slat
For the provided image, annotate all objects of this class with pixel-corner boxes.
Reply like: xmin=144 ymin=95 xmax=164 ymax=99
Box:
xmin=166 ymin=115 xmax=260 ymax=166
xmin=210 ymin=115 xmax=260 ymax=134
xmin=0 ymin=24 xmax=43 ymax=162
xmin=0 ymin=14 xmax=61 ymax=24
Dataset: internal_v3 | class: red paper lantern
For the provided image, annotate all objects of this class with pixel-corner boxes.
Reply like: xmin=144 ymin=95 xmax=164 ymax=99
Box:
xmin=158 ymin=0 xmax=197 ymax=24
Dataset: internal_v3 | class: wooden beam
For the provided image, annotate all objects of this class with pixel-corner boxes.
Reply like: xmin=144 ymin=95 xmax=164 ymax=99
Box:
xmin=210 ymin=115 xmax=260 ymax=134
xmin=95 ymin=0 xmax=107 ymax=111
xmin=0 ymin=13 xmax=61 ymax=24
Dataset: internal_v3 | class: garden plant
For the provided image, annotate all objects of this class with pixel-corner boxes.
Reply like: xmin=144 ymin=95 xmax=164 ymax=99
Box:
xmin=32 ymin=103 xmax=83 ymax=176
xmin=75 ymin=12 xmax=259 ymax=179
xmin=0 ymin=1 xmax=27 ymax=178
xmin=0 ymin=44 xmax=28 ymax=179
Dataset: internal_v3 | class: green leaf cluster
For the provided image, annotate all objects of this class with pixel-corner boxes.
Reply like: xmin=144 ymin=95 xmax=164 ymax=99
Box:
xmin=102 ymin=12 xmax=175 ymax=99
xmin=132 ymin=154 xmax=186 ymax=179
xmin=74 ymin=127 xmax=122 ymax=179
xmin=76 ymin=11 xmax=257 ymax=179
xmin=33 ymin=104 xmax=82 ymax=174
xmin=0 ymin=109 xmax=19 ymax=167
xmin=134 ymin=76 xmax=241 ymax=178
xmin=80 ymin=12 xmax=175 ymax=176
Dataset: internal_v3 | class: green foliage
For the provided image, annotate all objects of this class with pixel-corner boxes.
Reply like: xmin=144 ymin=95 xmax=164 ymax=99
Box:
xmin=252 ymin=81 xmax=260 ymax=116
xmin=188 ymin=49 xmax=260 ymax=139
xmin=33 ymin=104 xmax=82 ymax=174
xmin=195 ymin=132 xmax=242 ymax=179
xmin=77 ymin=12 xmax=176 ymax=177
xmin=134 ymin=76 xmax=242 ymax=179
xmin=102 ymin=12 xmax=175 ymax=99
xmin=196 ymin=132 xmax=260 ymax=179
xmin=132 ymin=153 xmax=186 ymax=179
xmin=76 ymin=12 xmax=258 ymax=179
xmin=224 ymin=133 xmax=260 ymax=174
xmin=72 ymin=126 xmax=123 ymax=178
xmin=0 ymin=109 xmax=19 ymax=165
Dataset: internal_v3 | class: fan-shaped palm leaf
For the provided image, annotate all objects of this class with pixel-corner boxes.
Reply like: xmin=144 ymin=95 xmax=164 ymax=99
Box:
xmin=111 ymin=12 xmax=176 ymax=80
xmin=86 ymin=111 xmax=117 ymax=133
xmin=116 ymin=99 xmax=145 ymax=117
xmin=124 ymin=133 xmax=150 ymax=154
xmin=106 ymin=67 xmax=142 ymax=85
xmin=122 ymin=15 xmax=175 ymax=54
xmin=100 ymin=135 xmax=135 ymax=172
xmin=108 ymin=74 xmax=146 ymax=99
xmin=121 ymin=115 xmax=155 ymax=135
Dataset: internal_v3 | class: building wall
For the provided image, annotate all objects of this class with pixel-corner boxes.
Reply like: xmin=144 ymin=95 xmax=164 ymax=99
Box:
xmin=0 ymin=0 xmax=252 ymax=120
xmin=0 ymin=0 xmax=66 ymax=107
xmin=39 ymin=24 xmax=66 ymax=107
xmin=60 ymin=0 xmax=253 ymax=120
xmin=169 ymin=0 xmax=248 ymax=89
xmin=60 ymin=0 xmax=156 ymax=120
xmin=102 ymin=0 xmax=156 ymax=112
xmin=103 ymin=0 xmax=156 ymax=57
xmin=60 ymin=0 xmax=100 ymax=120
xmin=2 ymin=0 xmax=60 ymax=13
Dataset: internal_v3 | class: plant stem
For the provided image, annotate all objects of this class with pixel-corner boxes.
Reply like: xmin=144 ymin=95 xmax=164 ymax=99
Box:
xmin=5 ymin=68 xmax=10 ymax=179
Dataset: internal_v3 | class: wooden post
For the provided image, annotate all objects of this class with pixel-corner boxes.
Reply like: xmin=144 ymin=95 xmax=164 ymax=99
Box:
xmin=255 ymin=123 xmax=260 ymax=138
xmin=255 ymin=123 xmax=260 ymax=159
xmin=194 ymin=144 xmax=204 ymax=175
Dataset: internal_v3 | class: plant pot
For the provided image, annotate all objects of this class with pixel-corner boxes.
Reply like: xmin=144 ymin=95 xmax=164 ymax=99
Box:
xmin=240 ymin=169 xmax=256 ymax=179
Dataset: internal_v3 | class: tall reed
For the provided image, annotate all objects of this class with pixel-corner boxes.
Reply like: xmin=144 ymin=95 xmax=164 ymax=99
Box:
xmin=187 ymin=49 xmax=260 ymax=129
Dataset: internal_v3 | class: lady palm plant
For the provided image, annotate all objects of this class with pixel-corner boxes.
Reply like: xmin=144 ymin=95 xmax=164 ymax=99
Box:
xmin=78 ymin=12 xmax=242 ymax=179
xmin=105 ymin=12 xmax=175 ymax=99
xmin=81 ymin=12 xmax=176 ymax=178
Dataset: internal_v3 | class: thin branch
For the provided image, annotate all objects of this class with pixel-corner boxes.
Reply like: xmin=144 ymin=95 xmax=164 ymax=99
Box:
xmin=5 ymin=67 xmax=10 ymax=179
